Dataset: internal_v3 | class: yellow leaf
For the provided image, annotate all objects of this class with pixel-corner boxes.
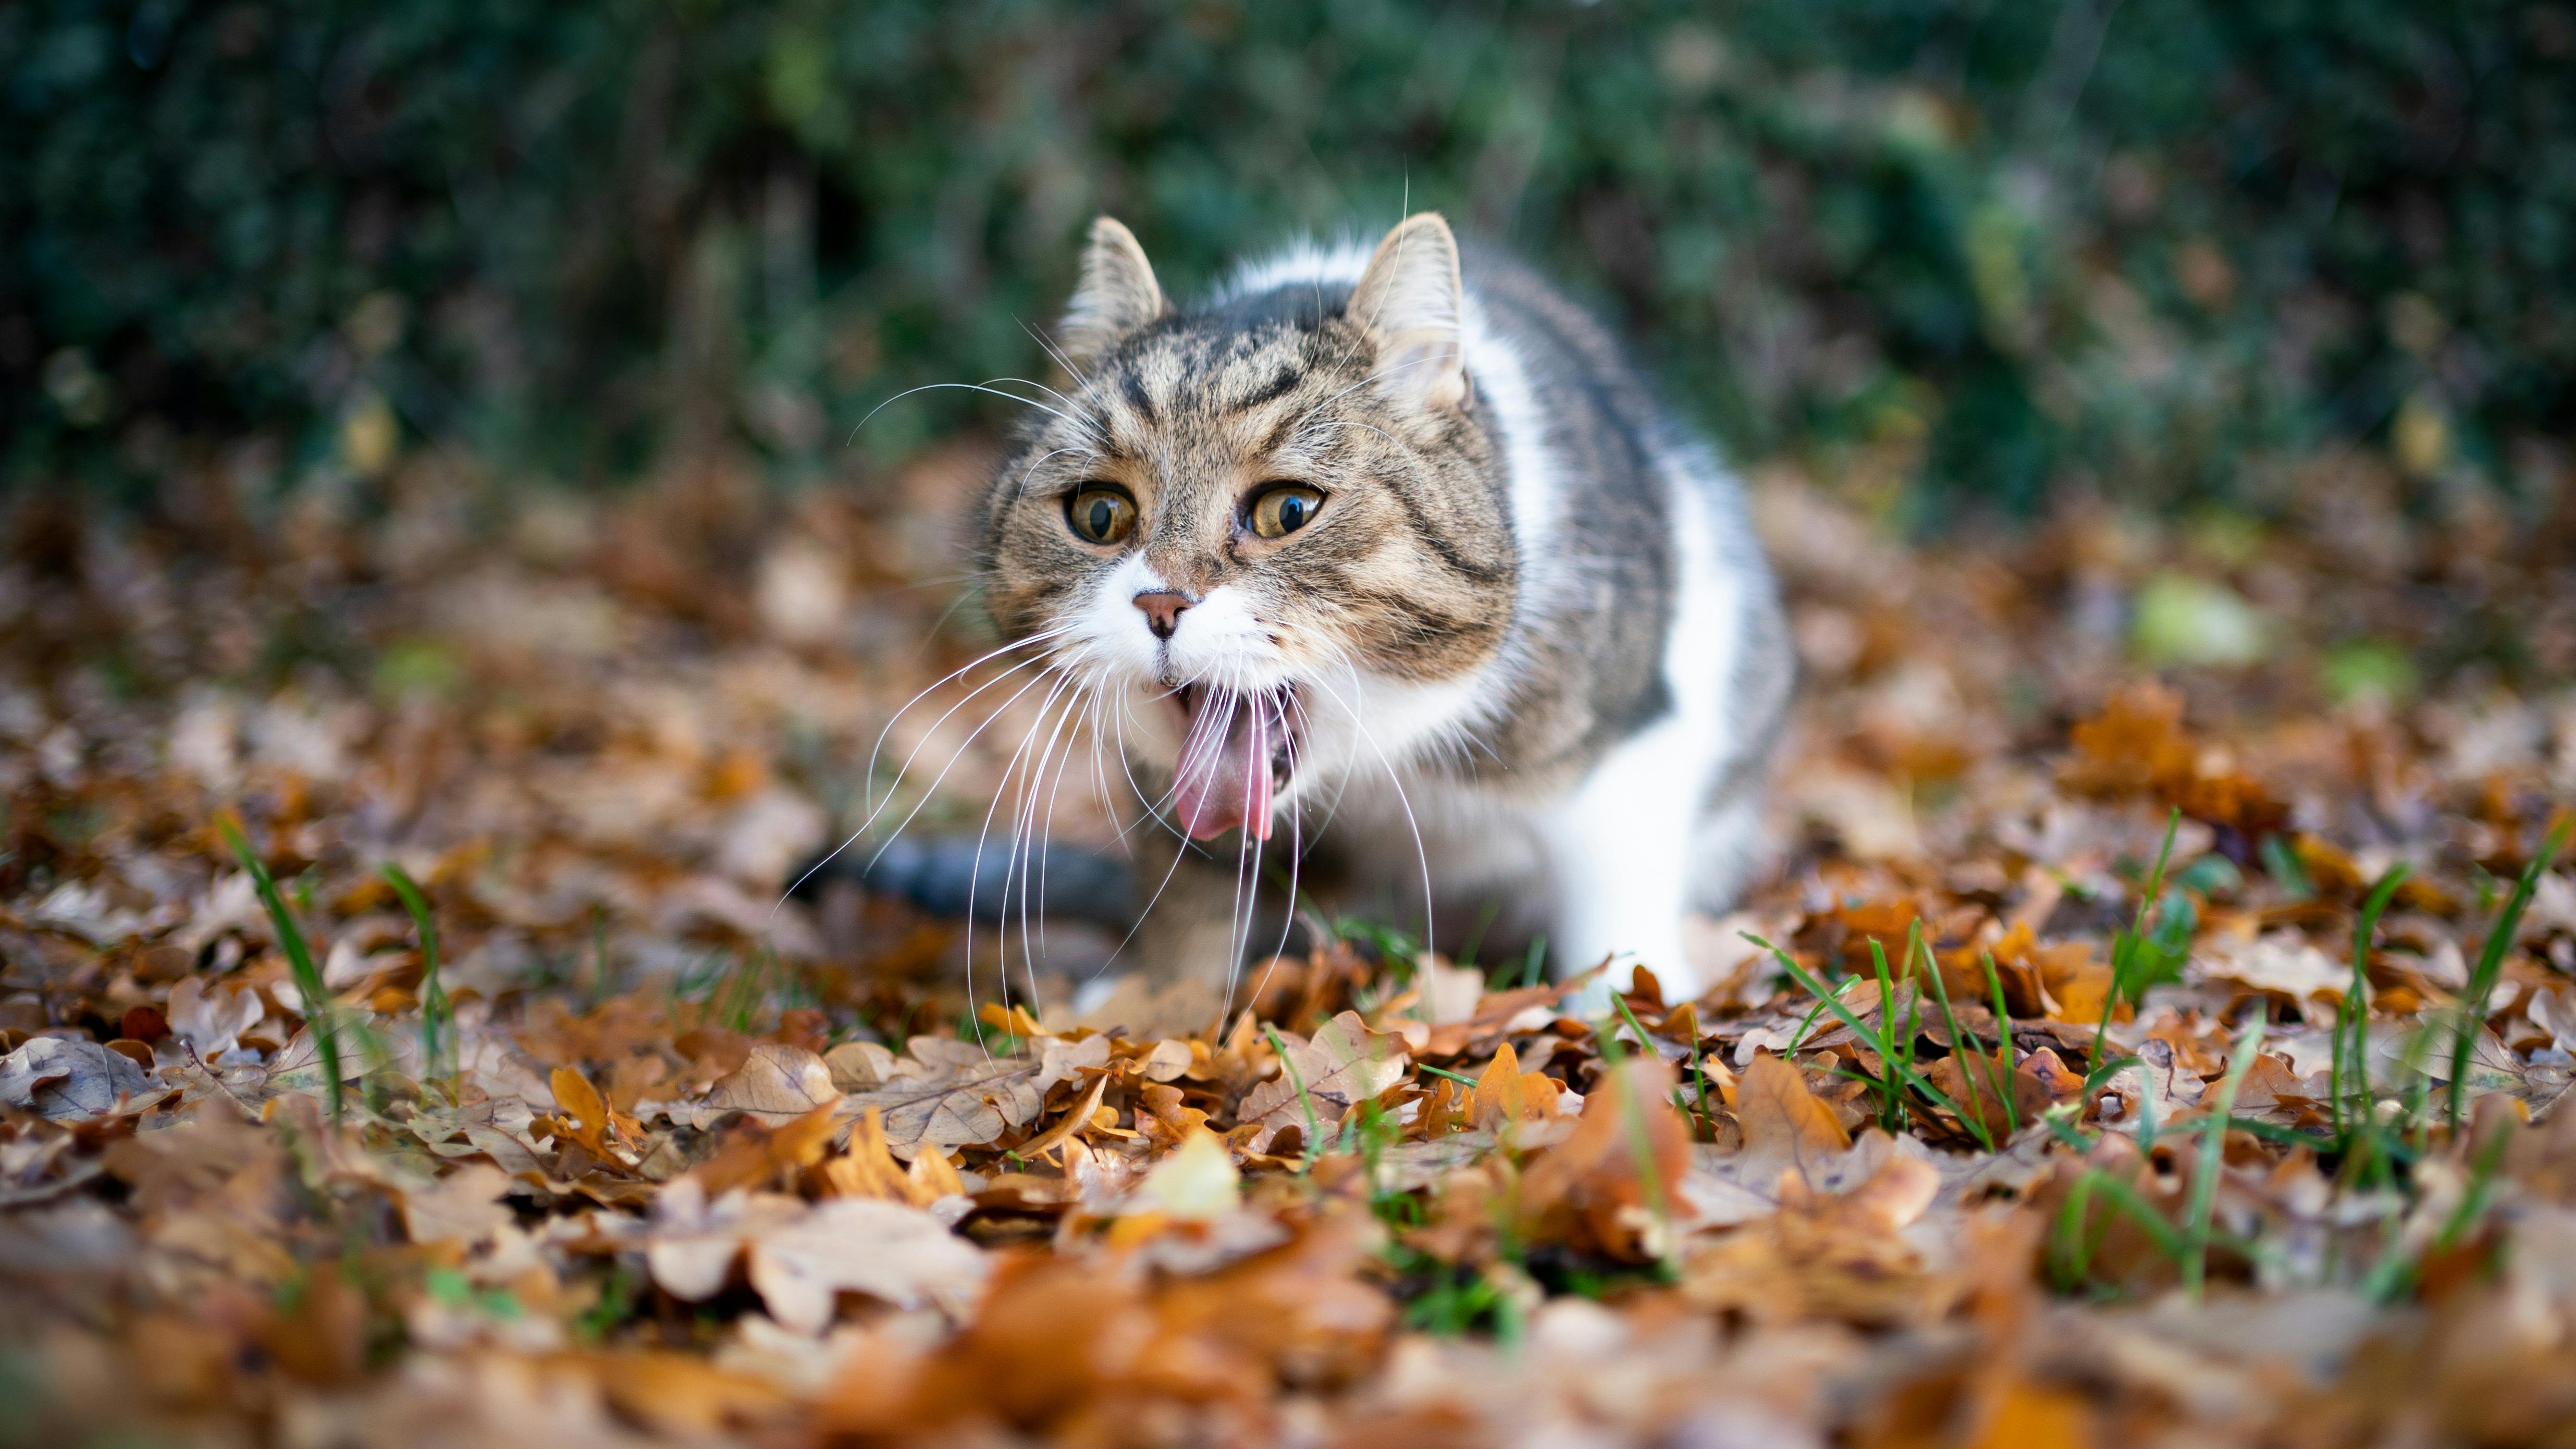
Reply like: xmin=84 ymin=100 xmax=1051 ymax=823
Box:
xmin=819 ymin=1106 xmax=914 ymax=1201
xmin=906 ymin=1145 xmax=965 ymax=1205
xmin=1470 ymin=1041 xmax=1567 ymax=1133
xmin=1132 ymin=1128 xmax=1239 ymax=1221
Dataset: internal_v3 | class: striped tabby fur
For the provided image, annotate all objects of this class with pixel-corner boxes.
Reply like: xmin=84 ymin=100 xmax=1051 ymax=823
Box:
xmin=975 ymin=213 xmax=1792 ymax=997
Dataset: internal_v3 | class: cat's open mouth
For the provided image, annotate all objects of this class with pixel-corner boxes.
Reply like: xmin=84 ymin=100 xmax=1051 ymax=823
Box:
xmin=1168 ymin=683 xmax=1298 ymax=841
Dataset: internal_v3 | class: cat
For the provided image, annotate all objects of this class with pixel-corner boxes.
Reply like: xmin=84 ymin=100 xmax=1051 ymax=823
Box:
xmin=968 ymin=212 xmax=1792 ymax=1002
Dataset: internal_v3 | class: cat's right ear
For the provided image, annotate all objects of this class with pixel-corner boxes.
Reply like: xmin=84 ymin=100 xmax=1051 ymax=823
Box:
xmin=1057 ymin=217 xmax=1167 ymax=367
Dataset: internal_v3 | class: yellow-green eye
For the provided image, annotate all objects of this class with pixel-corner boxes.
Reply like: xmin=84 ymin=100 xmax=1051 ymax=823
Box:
xmin=1249 ymin=484 xmax=1324 ymax=539
xmin=1065 ymin=487 xmax=1137 ymax=545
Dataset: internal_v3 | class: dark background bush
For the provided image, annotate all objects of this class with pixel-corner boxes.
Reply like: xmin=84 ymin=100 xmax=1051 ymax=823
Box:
xmin=8 ymin=0 xmax=2573 ymax=519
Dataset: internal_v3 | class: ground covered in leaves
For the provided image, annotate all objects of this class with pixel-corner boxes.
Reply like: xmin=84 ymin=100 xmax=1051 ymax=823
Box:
xmin=5 ymin=451 xmax=2576 ymax=1448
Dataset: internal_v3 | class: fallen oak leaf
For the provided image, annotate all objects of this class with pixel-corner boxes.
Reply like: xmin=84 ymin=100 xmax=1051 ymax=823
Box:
xmin=1517 ymin=1054 xmax=1694 ymax=1262
xmin=1470 ymin=1039 xmax=1565 ymax=1133
xmin=166 ymin=976 xmax=265 ymax=1061
xmin=1734 ymin=1050 xmax=1852 ymax=1189
xmin=1015 ymin=1073 xmax=1112 ymax=1165
xmin=1124 ymin=1126 xmax=1240 ymax=1222
xmin=1680 ymin=1152 xmax=1950 ymax=1327
xmin=398 ymin=1161 xmax=516 ymax=1247
xmin=818 ymin=1105 xmax=916 ymax=1202
xmin=1236 ymin=1011 xmax=1410 ymax=1154
xmin=830 ymin=1038 xmax=1046 ymax=1160
xmin=692 ymin=1100 xmax=843 ymax=1197
xmin=1133 ymin=1038 xmax=1195 ymax=1083
xmin=745 ymin=1196 xmax=989 ymax=1331
xmin=584 ymin=1349 xmax=796 ymax=1438
xmin=702 ymin=1042 xmax=841 ymax=1126
xmin=640 ymin=1177 xmax=988 ymax=1329
xmin=1419 ymin=1075 xmax=1469 ymax=1138
xmin=2014 ymin=1045 xmax=2087 ymax=1120
xmin=0 ymin=1036 xmax=154 ymax=1121
xmin=976 ymin=1001 xmax=1049 ymax=1039
xmin=1134 ymin=1082 xmax=1211 ymax=1151
xmin=545 ymin=1066 xmax=627 ymax=1162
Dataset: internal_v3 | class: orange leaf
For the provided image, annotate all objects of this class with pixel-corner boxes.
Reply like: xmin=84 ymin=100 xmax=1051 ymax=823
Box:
xmin=819 ymin=1106 xmax=916 ymax=1202
xmin=1470 ymin=1041 xmax=1561 ymax=1129
xmin=549 ymin=1065 xmax=620 ymax=1158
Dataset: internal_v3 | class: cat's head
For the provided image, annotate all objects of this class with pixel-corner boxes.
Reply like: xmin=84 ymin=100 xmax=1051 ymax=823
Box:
xmin=976 ymin=213 xmax=1518 ymax=842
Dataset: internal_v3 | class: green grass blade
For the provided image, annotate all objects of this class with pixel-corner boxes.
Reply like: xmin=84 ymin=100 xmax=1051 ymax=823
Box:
xmin=2094 ymin=808 xmax=2184 ymax=1067
xmin=2338 ymin=864 xmax=2410 ymax=1139
xmin=1915 ymin=928 xmax=1996 ymax=1137
xmin=1980 ymin=950 xmax=2020 ymax=1134
xmin=2183 ymin=1014 xmax=2266 ymax=1296
xmin=1745 ymin=934 xmax=1994 ymax=1151
xmin=1265 ymin=1025 xmax=1324 ymax=1173
xmin=379 ymin=863 xmax=449 ymax=1091
xmin=1519 ymin=936 xmax=1548 ymax=991
xmin=2448 ymin=821 xmax=2569 ymax=1129
xmin=220 ymin=816 xmax=343 ymax=1121
xmin=1868 ymin=939 xmax=1904 ymax=1131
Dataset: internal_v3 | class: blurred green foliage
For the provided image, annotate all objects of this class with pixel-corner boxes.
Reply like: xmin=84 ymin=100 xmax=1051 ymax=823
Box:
xmin=7 ymin=0 xmax=2573 ymax=515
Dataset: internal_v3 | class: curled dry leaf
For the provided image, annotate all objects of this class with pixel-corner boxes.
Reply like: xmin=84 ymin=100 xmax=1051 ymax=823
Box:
xmin=818 ymin=1106 xmax=964 ymax=1208
xmin=165 ymin=976 xmax=266 ymax=1061
xmin=1 ymin=1036 xmax=154 ymax=1121
xmin=701 ymin=1043 xmax=841 ymax=1125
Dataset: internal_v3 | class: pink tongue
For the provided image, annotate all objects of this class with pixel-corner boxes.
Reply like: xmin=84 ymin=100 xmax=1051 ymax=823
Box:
xmin=1172 ymin=691 xmax=1273 ymax=841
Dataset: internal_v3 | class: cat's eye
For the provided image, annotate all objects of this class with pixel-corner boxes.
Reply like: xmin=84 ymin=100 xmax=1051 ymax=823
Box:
xmin=1064 ymin=486 xmax=1137 ymax=545
xmin=1249 ymin=484 xmax=1324 ymax=539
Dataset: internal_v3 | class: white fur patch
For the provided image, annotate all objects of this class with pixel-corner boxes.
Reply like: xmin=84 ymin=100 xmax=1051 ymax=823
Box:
xmin=1542 ymin=453 xmax=1747 ymax=997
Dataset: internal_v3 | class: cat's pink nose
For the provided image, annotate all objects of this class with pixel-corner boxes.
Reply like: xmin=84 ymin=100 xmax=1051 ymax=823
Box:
xmin=1133 ymin=591 xmax=1191 ymax=640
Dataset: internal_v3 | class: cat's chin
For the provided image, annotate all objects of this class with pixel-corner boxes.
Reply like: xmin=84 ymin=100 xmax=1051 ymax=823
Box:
xmin=1166 ymin=682 xmax=1300 ymax=842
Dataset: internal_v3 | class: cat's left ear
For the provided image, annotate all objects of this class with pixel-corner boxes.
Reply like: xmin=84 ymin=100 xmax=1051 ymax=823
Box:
xmin=1349 ymin=212 xmax=1469 ymax=412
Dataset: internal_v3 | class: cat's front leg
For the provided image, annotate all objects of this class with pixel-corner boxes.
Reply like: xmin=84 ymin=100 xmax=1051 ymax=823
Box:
xmin=1542 ymin=718 xmax=1707 ymax=1003
xmin=1124 ymin=826 xmax=1274 ymax=989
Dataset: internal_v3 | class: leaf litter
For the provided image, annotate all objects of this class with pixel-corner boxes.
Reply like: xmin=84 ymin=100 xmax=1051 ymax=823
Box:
xmin=4 ymin=458 xmax=2576 ymax=1446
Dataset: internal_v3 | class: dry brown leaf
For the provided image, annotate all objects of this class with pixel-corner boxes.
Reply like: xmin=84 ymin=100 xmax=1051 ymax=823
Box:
xmin=742 ymin=1196 xmax=988 ymax=1330
xmin=702 ymin=1042 xmax=842 ymax=1125
xmin=1135 ymin=1081 xmax=1211 ymax=1151
xmin=1734 ymin=1050 xmax=1853 ymax=1187
xmin=398 ymin=1161 xmax=515 ymax=1246
xmin=641 ymin=1176 xmax=987 ymax=1328
xmin=1517 ymin=1055 xmax=1695 ymax=1261
xmin=1680 ymin=1153 xmax=1949 ymax=1325
xmin=0 ymin=1036 xmax=154 ymax=1120
xmin=1015 ymin=1074 xmax=1112 ymax=1165
xmin=692 ymin=1102 xmax=843 ymax=1197
xmin=1236 ymin=1011 xmax=1410 ymax=1154
xmin=829 ymin=1036 xmax=1045 ymax=1159
xmin=817 ymin=1105 xmax=917 ymax=1202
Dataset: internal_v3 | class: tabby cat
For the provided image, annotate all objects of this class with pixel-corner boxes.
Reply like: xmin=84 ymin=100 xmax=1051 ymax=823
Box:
xmin=971 ymin=212 xmax=1792 ymax=999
